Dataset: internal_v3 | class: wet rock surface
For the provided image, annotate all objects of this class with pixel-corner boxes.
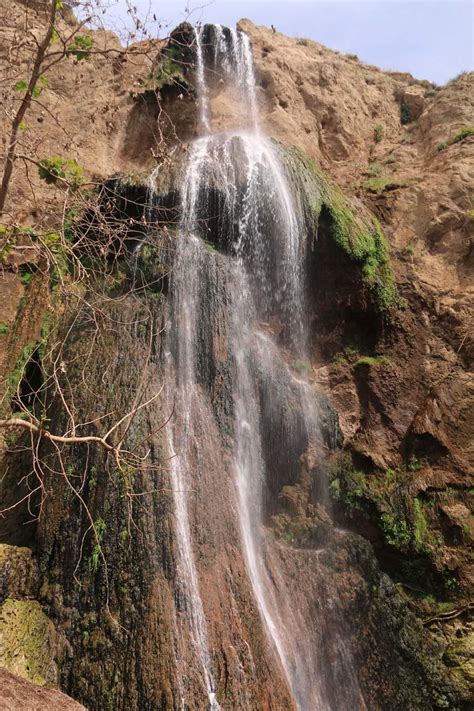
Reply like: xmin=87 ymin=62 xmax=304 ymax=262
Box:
xmin=0 ymin=2 xmax=472 ymax=710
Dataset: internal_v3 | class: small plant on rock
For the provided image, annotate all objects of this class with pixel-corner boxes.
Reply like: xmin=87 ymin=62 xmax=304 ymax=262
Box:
xmin=451 ymin=126 xmax=474 ymax=144
xmin=400 ymin=100 xmax=412 ymax=125
xmin=374 ymin=124 xmax=384 ymax=143
xmin=367 ymin=162 xmax=383 ymax=177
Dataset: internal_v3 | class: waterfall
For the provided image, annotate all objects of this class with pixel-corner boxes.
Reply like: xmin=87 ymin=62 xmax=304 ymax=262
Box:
xmin=193 ymin=26 xmax=210 ymax=133
xmin=156 ymin=24 xmax=366 ymax=710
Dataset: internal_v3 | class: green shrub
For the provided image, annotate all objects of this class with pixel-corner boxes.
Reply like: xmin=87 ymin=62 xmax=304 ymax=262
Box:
xmin=381 ymin=512 xmax=412 ymax=549
xmin=367 ymin=162 xmax=383 ymax=177
xmin=329 ymin=459 xmax=368 ymax=511
xmin=38 ymin=155 xmax=83 ymax=187
xmin=148 ymin=45 xmax=188 ymax=90
xmin=400 ymin=101 xmax=411 ymax=125
xmin=0 ymin=322 xmax=8 ymax=335
xmin=451 ymin=126 xmax=474 ymax=144
xmin=436 ymin=127 xmax=473 ymax=153
xmin=407 ymin=456 xmax=424 ymax=472
xmin=20 ymin=271 xmax=33 ymax=287
xmin=374 ymin=124 xmax=384 ymax=143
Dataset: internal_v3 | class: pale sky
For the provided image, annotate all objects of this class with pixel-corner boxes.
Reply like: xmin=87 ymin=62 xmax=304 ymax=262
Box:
xmin=91 ymin=0 xmax=473 ymax=84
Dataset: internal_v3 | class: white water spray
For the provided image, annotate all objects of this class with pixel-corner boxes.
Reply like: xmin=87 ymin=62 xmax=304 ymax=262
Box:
xmin=194 ymin=25 xmax=210 ymax=133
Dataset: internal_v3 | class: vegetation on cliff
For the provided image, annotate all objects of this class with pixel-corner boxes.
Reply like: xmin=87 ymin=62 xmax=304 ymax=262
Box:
xmin=0 ymin=3 xmax=472 ymax=709
xmin=283 ymin=144 xmax=397 ymax=308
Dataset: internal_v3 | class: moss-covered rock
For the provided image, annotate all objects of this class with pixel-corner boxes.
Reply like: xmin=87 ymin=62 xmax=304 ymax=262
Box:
xmin=0 ymin=598 xmax=61 ymax=687
xmin=281 ymin=143 xmax=397 ymax=308
xmin=327 ymin=452 xmax=466 ymax=598
xmin=0 ymin=544 xmax=39 ymax=603
xmin=444 ymin=633 xmax=474 ymax=699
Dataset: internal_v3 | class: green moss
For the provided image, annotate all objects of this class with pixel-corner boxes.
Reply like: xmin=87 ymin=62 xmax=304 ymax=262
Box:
xmin=329 ymin=455 xmax=451 ymax=565
xmin=88 ymin=517 xmax=107 ymax=575
xmin=359 ymin=176 xmax=411 ymax=193
xmin=0 ymin=599 xmax=57 ymax=687
xmin=413 ymin=498 xmax=429 ymax=549
xmin=355 ymin=355 xmax=392 ymax=367
xmin=282 ymin=145 xmax=397 ymax=309
xmin=7 ymin=341 xmax=37 ymax=397
xmin=202 ymin=239 xmax=217 ymax=253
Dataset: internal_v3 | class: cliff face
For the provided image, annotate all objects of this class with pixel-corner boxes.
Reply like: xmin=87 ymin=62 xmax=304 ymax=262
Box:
xmin=0 ymin=2 xmax=473 ymax=710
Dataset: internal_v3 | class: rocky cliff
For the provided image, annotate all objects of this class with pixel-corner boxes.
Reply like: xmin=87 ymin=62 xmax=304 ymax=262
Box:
xmin=0 ymin=1 xmax=472 ymax=709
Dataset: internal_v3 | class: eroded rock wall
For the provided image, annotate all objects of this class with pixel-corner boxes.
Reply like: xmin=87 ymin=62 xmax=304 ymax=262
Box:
xmin=0 ymin=3 xmax=472 ymax=710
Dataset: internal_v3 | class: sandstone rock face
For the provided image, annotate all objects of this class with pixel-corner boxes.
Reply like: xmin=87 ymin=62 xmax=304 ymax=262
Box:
xmin=0 ymin=667 xmax=86 ymax=710
xmin=0 ymin=2 xmax=473 ymax=710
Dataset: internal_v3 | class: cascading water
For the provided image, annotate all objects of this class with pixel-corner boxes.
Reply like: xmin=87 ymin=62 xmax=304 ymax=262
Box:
xmin=193 ymin=26 xmax=210 ymax=133
xmin=156 ymin=24 xmax=367 ymax=710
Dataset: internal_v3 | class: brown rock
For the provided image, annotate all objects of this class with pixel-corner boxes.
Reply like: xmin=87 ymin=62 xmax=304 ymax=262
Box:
xmin=0 ymin=667 xmax=86 ymax=710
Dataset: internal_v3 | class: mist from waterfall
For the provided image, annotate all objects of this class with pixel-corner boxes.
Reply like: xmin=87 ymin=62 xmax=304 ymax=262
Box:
xmin=157 ymin=23 xmax=367 ymax=710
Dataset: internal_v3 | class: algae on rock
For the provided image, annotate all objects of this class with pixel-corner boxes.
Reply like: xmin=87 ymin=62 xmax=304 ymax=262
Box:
xmin=281 ymin=143 xmax=397 ymax=308
xmin=0 ymin=544 xmax=39 ymax=602
xmin=0 ymin=598 xmax=61 ymax=687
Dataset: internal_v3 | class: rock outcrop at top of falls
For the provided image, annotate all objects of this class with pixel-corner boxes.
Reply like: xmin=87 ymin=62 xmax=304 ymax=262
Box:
xmin=0 ymin=1 xmax=473 ymax=710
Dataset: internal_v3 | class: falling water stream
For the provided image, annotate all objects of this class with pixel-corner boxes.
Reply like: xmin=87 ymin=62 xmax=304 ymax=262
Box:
xmin=157 ymin=25 xmax=366 ymax=710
